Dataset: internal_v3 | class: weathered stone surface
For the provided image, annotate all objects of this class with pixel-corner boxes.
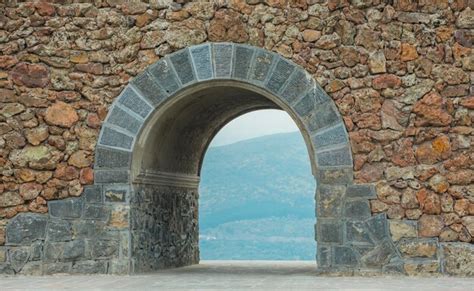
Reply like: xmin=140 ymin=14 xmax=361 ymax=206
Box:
xmin=398 ymin=238 xmax=438 ymax=259
xmin=419 ymin=215 xmax=444 ymax=237
xmin=45 ymin=102 xmax=79 ymax=128
xmin=49 ymin=199 xmax=83 ymax=219
xmin=442 ymin=243 xmax=474 ymax=276
xmin=46 ymin=220 xmax=72 ymax=242
xmin=389 ymin=219 xmax=417 ymax=241
xmin=6 ymin=214 xmax=48 ymax=245
xmin=10 ymin=63 xmax=49 ymax=88
xmin=404 ymin=259 xmax=440 ymax=276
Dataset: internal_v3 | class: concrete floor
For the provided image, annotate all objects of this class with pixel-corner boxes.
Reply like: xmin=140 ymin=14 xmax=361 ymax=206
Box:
xmin=1 ymin=261 xmax=473 ymax=290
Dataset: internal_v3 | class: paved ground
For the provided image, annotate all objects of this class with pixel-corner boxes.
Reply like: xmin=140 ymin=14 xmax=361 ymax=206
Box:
xmin=1 ymin=261 xmax=473 ymax=290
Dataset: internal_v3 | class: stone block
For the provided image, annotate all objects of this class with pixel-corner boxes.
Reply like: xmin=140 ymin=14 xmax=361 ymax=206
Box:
xmin=232 ymin=45 xmax=254 ymax=79
xmin=8 ymin=247 xmax=29 ymax=272
xmin=280 ymin=70 xmax=312 ymax=104
xmin=249 ymin=50 xmax=274 ymax=83
xmin=43 ymin=241 xmax=63 ymax=261
xmin=345 ymin=184 xmax=377 ymax=199
xmin=72 ymin=221 xmax=107 ymax=239
xmin=317 ymin=245 xmax=331 ymax=268
xmin=94 ymin=169 xmax=129 ymax=184
xmin=87 ymin=240 xmax=119 ymax=259
xmin=306 ymin=101 xmax=340 ymax=132
xmin=317 ymin=184 xmax=345 ymax=218
xmin=49 ymin=198 xmax=83 ymax=219
xmin=149 ymin=59 xmax=181 ymax=95
xmin=46 ymin=220 xmax=72 ymax=242
xmin=43 ymin=262 xmax=71 ymax=275
xmin=190 ymin=44 xmax=213 ymax=80
xmin=403 ymin=259 xmax=440 ymax=276
xmin=131 ymin=71 xmax=168 ymax=106
xmin=99 ymin=126 xmax=134 ymax=150
xmin=213 ymin=43 xmax=233 ymax=78
xmin=265 ymin=58 xmax=295 ymax=93
xmin=83 ymin=204 xmax=110 ymax=221
xmin=63 ymin=240 xmax=86 ymax=261
xmin=71 ymin=260 xmax=108 ymax=274
xmin=318 ymin=221 xmax=343 ymax=244
xmin=333 ymin=246 xmax=358 ymax=266
xmin=441 ymin=243 xmax=474 ymax=276
xmin=30 ymin=241 xmax=42 ymax=261
xmin=6 ymin=214 xmax=48 ymax=245
xmin=83 ymin=185 xmax=103 ymax=204
xmin=398 ymin=238 xmax=438 ymax=259
xmin=117 ymin=86 xmax=152 ymax=119
xmin=18 ymin=261 xmax=42 ymax=275
xmin=294 ymin=91 xmax=316 ymax=117
xmin=344 ymin=200 xmax=371 ymax=219
xmin=95 ymin=147 xmax=131 ymax=169
xmin=108 ymin=259 xmax=130 ymax=274
xmin=0 ymin=247 xmax=5 ymax=262
xmin=346 ymin=220 xmax=372 ymax=244
xmin=106 ymin=106 xmax=142 ymax=135
xmin=367 ymin=214 xmax=389 ymax=243
xmin=169 ymin=49 xmax=195 ymax=85
xmin=360 ymin=240 xmax=396 ymax=268
xmin=312 ymin=123 xmax=348 ymax=151
xmin=389 ymin=219 xmax=417 ymax=241
xmin=317 ymin=146 xmax=352 ymax=167
xmin=104 ymin=184 xmax=129 ymax=202
xmin=0 ymin=264 xmax=14 ymax=275
xmin=317 ymin=167 xmax=353 ymax=184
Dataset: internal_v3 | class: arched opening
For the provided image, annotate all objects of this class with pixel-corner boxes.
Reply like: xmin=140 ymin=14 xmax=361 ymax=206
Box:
xmin=199 ymin=109 xmax=316 ymax=260
xmin=129 ymin=82 xmax=318 ymax=272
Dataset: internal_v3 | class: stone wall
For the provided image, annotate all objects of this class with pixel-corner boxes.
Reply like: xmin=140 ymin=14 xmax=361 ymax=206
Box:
xmin=0 ymin=0 xmax=473 ymax=276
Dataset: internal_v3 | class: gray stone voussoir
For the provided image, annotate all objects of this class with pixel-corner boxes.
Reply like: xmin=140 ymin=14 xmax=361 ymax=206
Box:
xmin=316 ymin=166 xmax=354 ymax=185
xmin=94 ymin=169 xmax=130 ymax=184
xmin=311 ymin=123 xmax=349 ymax=151
xmin=94 ymin=146 xmax=131 ymax=169
xmin=316 ymin=145 xmax=353 ymax=168
xmin=248 ymin=48 xmax=275 ymax=84
xmin=169 ymin=48 xmax=196 ymax=86
xmin=98 ymin=125 xmax=134 ymax=151
xmin=117 ymin=86 xmax=153 ymax=119
xmin=232 ymin=44 xmax=255 ymax=80
xmin=279 ymin=69 xmax=313 ymax=105
xmin=149 ymin=58 xmax=181 ymax=95
xmin=212 ymin=43 xmax=233 ymax=78
xmin=317 ymin=184 xmax=345 ymax=218
xmin=49 ymin=198 xmax=83 ymax=219
xmin=131 ymin=70 xmax=169 ymax=106
xmin=190 ymin=43 xmax=213 ymax=81
xmin=264 ymin=57 xmax=295 ymax=94
xmin=105 ymin=105 xmax=143 ymax=135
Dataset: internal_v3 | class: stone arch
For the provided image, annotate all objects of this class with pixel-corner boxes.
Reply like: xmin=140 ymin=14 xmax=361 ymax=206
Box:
xmin=3 ymin=43 xmax=402 ymax=275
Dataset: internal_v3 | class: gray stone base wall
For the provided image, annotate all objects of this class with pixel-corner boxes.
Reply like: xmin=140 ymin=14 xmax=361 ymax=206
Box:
xmin=130 ymin=184 xmax=199 ymax=273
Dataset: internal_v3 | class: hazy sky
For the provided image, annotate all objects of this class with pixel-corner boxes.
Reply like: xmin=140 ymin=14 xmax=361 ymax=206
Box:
xmin=210 ymin=109 xmax=299 ymax=147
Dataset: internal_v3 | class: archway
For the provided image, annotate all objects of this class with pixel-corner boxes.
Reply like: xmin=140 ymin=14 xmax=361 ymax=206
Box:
xmin=94 ymin=43 xmax=401 ymax=273
xmin=3 ymin=43 xmax=402 ymax=275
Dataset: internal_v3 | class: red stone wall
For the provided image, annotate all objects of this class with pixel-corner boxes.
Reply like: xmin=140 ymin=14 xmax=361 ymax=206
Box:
xmin=0 ymin=0 xmax=473 ymax=246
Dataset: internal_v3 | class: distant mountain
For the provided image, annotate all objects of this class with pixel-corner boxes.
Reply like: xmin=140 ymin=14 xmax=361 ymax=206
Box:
xmin=199 ymin=131 xmax=317 ymax=260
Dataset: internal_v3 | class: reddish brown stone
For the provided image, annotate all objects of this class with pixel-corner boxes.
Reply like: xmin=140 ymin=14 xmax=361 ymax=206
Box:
xmin=460 ymin=96 xmax=474 ymax=109
xmin=419 ymin=214 xmax=444 ymax=237
xmin=75 ymin=63 xmax=103 ymax=75
xmin=0 ymin=56 xmax=18 ymax=69
xmin=54 ymin=163 xmax=79 ymax=181
xmin=68 ymin=150 xmax=92 ymax=168
xmin=400 ymin=43 xmax=418 ymax=61
xmin=302 ymin=29 xmax=321 ymax=42
xmin=413 ymin=92 xmax=452 ymax=127
xmin=446 ymin=170 xmax=474 ymax=185
xmin=19 ymin=183 xmax=42 ymax=201
xmin=35 ymin=1 xmax=55 ymax=16
xmin=208 ymin=9 xmax=248 ymax=43
xmin=454 ymin=199 xmax=470 ymax=216
xmin=417 ymin=189 xmax=441 ymax=215
xmin=10 ymin=63 xmax=50 ymax=88
xmin=391 ymin=139 xmax=416 ymax=167
xmin=79 ymin=168 xmax=94 ymax=185
xmin=372 ymin=74 xmax=401 ymax=90
xmin=45 ymin=101 xmax=79 ymax=128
